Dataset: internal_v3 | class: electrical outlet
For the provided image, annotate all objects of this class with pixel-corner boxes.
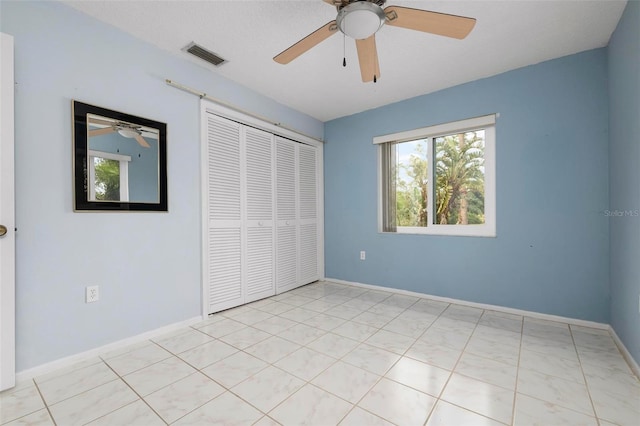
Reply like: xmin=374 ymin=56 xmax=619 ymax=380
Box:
xmin=86 ymin=285 xmax=99 ymax=303
xmin=360 ymin=251 xmax=366 ymax=260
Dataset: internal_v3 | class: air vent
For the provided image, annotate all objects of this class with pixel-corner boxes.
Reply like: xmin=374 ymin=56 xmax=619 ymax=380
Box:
xmin=183 ymin=42 xmax=227 ymax=67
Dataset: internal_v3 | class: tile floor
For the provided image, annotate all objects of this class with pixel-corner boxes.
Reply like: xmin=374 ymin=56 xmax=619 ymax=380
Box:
xmin=1 ymin=281 xmax=639 ymax=426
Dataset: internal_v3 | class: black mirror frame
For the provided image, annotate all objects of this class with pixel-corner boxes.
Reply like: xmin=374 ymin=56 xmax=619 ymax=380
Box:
xmin=72 ymin=100 xmax=168 ymax=212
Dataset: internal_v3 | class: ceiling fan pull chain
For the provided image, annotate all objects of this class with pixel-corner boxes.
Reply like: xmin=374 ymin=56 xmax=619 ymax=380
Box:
xmin=342 ymin=33 xmax=346 ymax=67
xmin=373 ymin=49 xmax=377 ymax=83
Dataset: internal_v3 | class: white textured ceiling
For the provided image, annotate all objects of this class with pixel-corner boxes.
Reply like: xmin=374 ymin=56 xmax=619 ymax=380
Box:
xmin=64 ymin=0 xmax=626 ymax=122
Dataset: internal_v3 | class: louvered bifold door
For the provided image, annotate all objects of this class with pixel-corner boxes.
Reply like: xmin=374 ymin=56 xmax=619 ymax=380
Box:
xmin=206 ymin=115 xmax=244 ymax=313
xmin=298 ymin=143 xmax=320 ymax=285
xmin=244 ymin=128 xmax=275 ymax=303
xmin=275 ymin=137 xmax=298 ymax=293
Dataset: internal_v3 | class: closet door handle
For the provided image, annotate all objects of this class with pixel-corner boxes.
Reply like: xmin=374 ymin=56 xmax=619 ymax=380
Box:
xmin=0 ymin=225 xmax=7 ymax=237
xmin=258 ymin=221 xmax=264 ymax=227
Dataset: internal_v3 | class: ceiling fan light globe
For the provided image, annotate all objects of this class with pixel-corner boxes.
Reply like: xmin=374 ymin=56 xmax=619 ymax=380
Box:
xmin=118 ymin=129 xmax=139 ymax=139
xmin=337 ymin=2 xmax=385 ymax=40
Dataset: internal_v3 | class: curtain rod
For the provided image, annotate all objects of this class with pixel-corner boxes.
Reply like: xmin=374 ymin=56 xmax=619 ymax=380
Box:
xmin=165 ymin=79 xmax=324 ymax=143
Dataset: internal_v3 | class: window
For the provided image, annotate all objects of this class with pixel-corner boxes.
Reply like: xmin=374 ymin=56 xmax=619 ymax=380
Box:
xmin=376 ymin=115 xmax=496 ymax=237
xmin=88 ymin=150 xmax=131 ymax=202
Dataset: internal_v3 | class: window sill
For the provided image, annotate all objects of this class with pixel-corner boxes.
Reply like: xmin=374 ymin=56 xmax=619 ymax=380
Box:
xmin=383 ymin=226 xmax=496 ymax=238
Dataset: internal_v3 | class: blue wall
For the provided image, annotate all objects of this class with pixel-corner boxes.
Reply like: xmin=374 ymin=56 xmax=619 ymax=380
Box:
xmin=324 ymin=49 xmax=610 ymax=323
xmin=1 ymin=0 xmax=322 ymax=371
xmin=608 ymin=1 xmax=640 ymax=364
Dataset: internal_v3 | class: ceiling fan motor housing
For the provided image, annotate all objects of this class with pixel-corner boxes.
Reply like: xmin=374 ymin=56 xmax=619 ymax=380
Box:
xmin=336 ymin=1 xmax=387 ymax=40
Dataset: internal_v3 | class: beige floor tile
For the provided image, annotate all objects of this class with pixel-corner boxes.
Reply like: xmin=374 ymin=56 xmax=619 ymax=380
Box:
xmin=231 ymin=366 xmax=304 ymax=412
xmin=3 ymin=408 xmax=54 ymax=426
xmin=144 ymin=372 xmax=224 ymax=423
xmin=332 ymin=321 xmax=378 ymax=341
xmin=270 ymin=384 xmax=353 ymax=426
xmin=427 ymin=400 xmax=505 ymax=426
xmin=122 ymin=356 xmax=195 ymax=396
xmin=513 ymin=393 xmax=597 ymax=426
xmin=277 ymin=323 xmax=326 ymax=345
xmin=441 ymin=373 xmax=514 ymax=424
xmin=218 ymin=326 xmax=271 ymax=350
xmin=358 ymin=378 xmax=437 ymax=425
xmin=455 ymin=352 xmax=518 ymax=389
xmin=177 ymin=338 xmax=238 ymax=369
xmin=339 ymin=407 xmax=393 ymax=426
xmin=302 ymin=313 xmax=346 ymax=331
xmin=254 ymin=415 xmax=282 ymax=426
xmin=517 ymin=368 xmax=595 ymax=416
xmin=152 ymin=328 xmax=214 ymax=354
xmin=86 ymin=400 xmax=164 ymax=426
xmin=104 ymin=343 xmax=172 ymax=376
xmin=311 ymin=361 xmax=380 ymax=403
xmin=351 ymin=311 xmax=394 ymax=328
xmin=307 ymin=332 xmax=360 ymax=358
xmin=252 ymin=316 xmax=299 ymax=334
xmin=519 ymin=348 xmax=584 ymax=383
xmin=37 ymin=362 xmax=117 ymax=405
xmin=172 ymin=391 xmax=262 ymax=426
xmin=406 ymin=339 xmax=462 ymax=370
xmin=341 ymin=343 xmax=401 ymax=375
xmin=0 ymin=385 xmax=46 ymax=424
xmin=48 ymin=380 xmax=137 ymax=426
xmin=385 ymin=356 xmax=450 ymax=397
xmin=197 ymin=318 xmax=247 ymax=338
xmin=200 ymin=351 xmax=268 ymax=388
xmin=274 ymin=347 xmax=337 ymax=381
xmin=365 ymin=329 xmax=415 ymax=354
xmin=244 ymin=336 xmax=301 ymax=363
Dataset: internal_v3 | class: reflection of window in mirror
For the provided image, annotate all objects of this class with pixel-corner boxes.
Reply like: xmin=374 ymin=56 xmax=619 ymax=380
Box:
xmin=88 ymin=150 xmax=130 ymax=202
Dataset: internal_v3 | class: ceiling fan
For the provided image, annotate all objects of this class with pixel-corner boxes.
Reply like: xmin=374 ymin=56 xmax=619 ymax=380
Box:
xmin=274 ymin=0 xmax=476 ymax=83
xmin=88 ymin=117 xmax=151 ymax=148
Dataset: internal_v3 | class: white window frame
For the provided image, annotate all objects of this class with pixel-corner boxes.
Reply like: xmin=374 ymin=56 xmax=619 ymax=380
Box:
xmin=375 ymin=114 xmax=496 ymax=237
xmin=88 ymin=150 xmax=131 ymax=202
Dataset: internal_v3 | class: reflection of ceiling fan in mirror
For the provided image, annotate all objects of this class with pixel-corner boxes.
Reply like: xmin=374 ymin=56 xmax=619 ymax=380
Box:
xmin=88 ymin=117 xmax=152 ymax=148
xmin=274 ymin=0 xmax=476 ymax=83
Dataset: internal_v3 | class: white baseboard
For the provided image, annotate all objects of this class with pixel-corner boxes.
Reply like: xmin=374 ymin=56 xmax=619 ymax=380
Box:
xmin=15 ymin=316 xmax=204 ymax=383
xmin=325 ymin=277 xmax=610 ymax=330
xmin=326 ymin=278 xmax=640 ymax=376
xmin=609 ymin=326 xmax=640 ymax=379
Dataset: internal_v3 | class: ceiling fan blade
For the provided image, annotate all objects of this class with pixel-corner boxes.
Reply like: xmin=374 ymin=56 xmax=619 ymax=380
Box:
xmin=356 ymin=35 xmax=380 ymax=83
xmin=134 ymin=133 xmax=151 ymax=148
xmin=384 ymin=6 xmax=476 ymax=39
xmin=89 ymin=117 xmax=116 ymax=127
xmin=274 ymin=20 xmax=338 ymax=64
xmin=88 ymin=127 xmax=115 ymax=137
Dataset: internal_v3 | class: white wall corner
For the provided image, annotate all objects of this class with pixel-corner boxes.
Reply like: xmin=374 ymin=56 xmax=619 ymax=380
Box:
xmin=609 ymin=326 xmax=640 ymax=380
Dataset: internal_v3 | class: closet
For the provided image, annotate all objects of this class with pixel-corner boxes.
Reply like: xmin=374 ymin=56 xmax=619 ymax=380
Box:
xmin=202 ymin=106 xmax=322 ymax=314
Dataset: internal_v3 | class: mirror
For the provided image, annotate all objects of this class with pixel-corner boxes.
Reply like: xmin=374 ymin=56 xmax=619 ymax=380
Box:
xmin=73 ymin=101 xmax=168 ymax=211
